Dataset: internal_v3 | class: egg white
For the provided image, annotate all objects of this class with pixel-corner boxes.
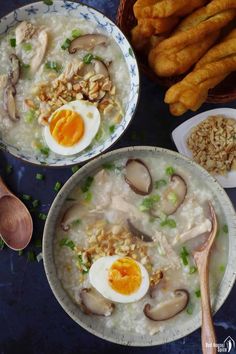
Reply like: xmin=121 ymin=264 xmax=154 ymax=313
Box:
xmin=89 ymin=255 xmax=150 ymax=303
xmin=43 ymin=100 xmax=100 ymax=156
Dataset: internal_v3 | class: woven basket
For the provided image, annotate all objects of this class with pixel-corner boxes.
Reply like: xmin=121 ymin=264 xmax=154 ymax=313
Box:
xmin=116 ymin=0 xmax=236 ymax=103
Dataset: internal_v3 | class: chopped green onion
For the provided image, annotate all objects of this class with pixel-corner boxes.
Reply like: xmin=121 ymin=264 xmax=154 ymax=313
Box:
xmin=167 ymin=191 xmax=178 ymax=204
xmin=83 ymin=53 xmax=94 ymax=64
xmin=139 ymin=195 xmax=160 ymax=212
xmin=61 ymin=38 xmax=71 ymax=50
xmin=45 ymin=61 xmax=62 ymax=73
xmin=32 ymin=199 xmax=40 ymax=208
xmin=180 ymin=246 xmax=189 ymax=266
xmin=0 ymin=237 xmax=5 ymax=250
xmin=27 ymin=250 xmax=36 ymax=262
xmin=155 ymin=179 xmax=167 ymax=189
xmin=71 ymin=165 xmax=80 ymax=174
xmin=195 ymin=289 xmax=201 ymax=298
xmin=34 ymin=239 xmax=42 ymax=248
xmin=186 ymin=304 xmax=193 ymax=315
xmin=81 ymin=176 xmax=94 ymax=193
xmin=5 ymin=164 xmax=13 ymax=175
xmin=83 ymin=53 xmax=103 ymax=64
xmin=21 ymin=62 xmax=30 ymax=69
xmin=24 ymin=109 xmax=36 ymax=123
xmin=9 ymin=38 xmax=16 ymax=47
xmin=72 ymin=219 xmax=81 ymax=226
xmin=157 ymin=242 xmax=165 ymax=256
xmin=84 ymin=191 xmax=92 ymax=202
xmin=22 ymin=43 xmax=32 ymax=51
xmin=36 ymin=173 xmax=44 ymax=181
xmin=18 ymin=250 xmax=23 ymax=256
xmin=43 ymin=0 xmax=53 ymax=4
xmin=22 ymin=194 xmax=32 ymax=201
xmin=222 ymin=224 xmax=228 ymax=234
xmin=109 ymin=125 xmax=115 ymax=134
xmin=102 ymin=162 xmax=116 ymax=170
xmin=165 ymin=166 xmax=175 ymax=176
xmin=219 ymin=264 xmax=226 ymax=273
xmin=38 ymin=213 xmax=47 ymax=221
xmin=60 ymin=238 xmax=75 ymax=250
xmin=95 ymin=129 xmax=103 ymax=141
xmin=160 ymin=218 xmax=176 ymax=228
xmin=189 ymin=266 xmax=197 ymax=274
xmin=39 ymin=146 xmax=50 ymax=157
xmin=71 ymin=29 xmax=82 ymax=39
xmin=54 ymin=181 xmax=62 ymax=192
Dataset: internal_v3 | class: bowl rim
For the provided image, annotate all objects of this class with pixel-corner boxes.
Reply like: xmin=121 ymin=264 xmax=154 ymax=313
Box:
xmin=43 ymin=145 xmax=236 ymax=346
xmin=0 ymin=0 xmax=140 ymax=168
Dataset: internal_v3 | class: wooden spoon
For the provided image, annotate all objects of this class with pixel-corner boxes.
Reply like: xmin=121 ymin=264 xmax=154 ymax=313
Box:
xmin=0 ymin=177 xmax=33 ymax=250
xmin=193 ymin=202 xmax=218 ymax=354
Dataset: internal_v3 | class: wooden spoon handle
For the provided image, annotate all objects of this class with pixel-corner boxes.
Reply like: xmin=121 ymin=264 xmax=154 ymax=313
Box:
xmin=0 ymin=177 xmax=12 ymax=199
xmin=194 ymin=253 xmax=216 ymax=354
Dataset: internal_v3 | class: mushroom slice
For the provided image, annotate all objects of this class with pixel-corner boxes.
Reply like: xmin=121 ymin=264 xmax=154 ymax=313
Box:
xmin=3 ymin=85 xmax=19 ymax=121
xmin=151 ymin=174 xmax=187 ymax=217
xmin=68 ymin=34 xmax=108 ymax=54
xmin=80 ymin=288 xmax=115 ymax=316
xmin=125 ymin=159 xmax=153 ymax=195
xmin=127 ymin=219 xmax=153 ymax=242
xmin=30 ymin=29 xmax=48 ymax=74
xmin=61 ymin=203 xmax=81 ymax=231
xmin=93 ymin=59 xmax=109 ymax=78
xmin=144 ymin=289 xmax=189 ymax=321
xmin=9 ymin=54 xmax=20 ymax=86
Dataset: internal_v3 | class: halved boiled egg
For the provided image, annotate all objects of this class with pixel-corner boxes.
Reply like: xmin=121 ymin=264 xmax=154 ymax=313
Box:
xmin=89 ymin=256 xmax=150 ymax=303
xmin=43 ymin=100 xmax=100 ymax=156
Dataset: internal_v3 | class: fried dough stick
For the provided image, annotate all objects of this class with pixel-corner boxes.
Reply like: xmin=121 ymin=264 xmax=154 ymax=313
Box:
xmin=148 ymin=0 xmax=236 ymax=76
xmin=134 ymin=0 xmax=207 ymax=19
xmin=165 ymin=31 xmax=236 ymax=116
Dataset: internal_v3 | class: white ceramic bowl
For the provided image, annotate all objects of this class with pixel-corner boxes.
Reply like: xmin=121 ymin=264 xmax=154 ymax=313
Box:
xmin=43 ymin=146 xmax=236 ymax=346
xmin=0 ymin=1 xmax=139 ymax=166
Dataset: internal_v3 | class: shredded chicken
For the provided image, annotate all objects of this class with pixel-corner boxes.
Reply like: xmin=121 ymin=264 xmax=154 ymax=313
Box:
xmin=56 ymin=60 xmax=84 ymax=82
xmin=111 ymin=195 xmax=147 ymax=221
xmin=154 ymin=231 xmax=181 ymax=269
xmin=172 ymin=219 xmax=212 ymax=245
xmin=30 ymin=29 xmax=48 ymax=74
xmin=15 ymin=21 xmax=36 ymax=45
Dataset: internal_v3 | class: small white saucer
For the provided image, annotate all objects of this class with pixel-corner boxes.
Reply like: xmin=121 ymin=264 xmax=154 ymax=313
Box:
xmin=172 ymin=108 xmax=236 ymax=188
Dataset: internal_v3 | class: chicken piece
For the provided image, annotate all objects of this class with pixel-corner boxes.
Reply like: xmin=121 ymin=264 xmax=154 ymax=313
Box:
xmin=56 ymin=59 xmax=84 ymax=82
xmin=172 ymin=219 xmax=212 ymax=245
xmin=111 ymin=195 xmax=147 ymax=221
xmin=30 ymin=29 xmax=48 ymax=74
xmin=15 ymin=21 xmax=36 ymax=45
xmin=154 ymin=231 xmax=180 ymax=269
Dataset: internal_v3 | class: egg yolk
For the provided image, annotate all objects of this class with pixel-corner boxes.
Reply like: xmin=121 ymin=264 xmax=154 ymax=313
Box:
xmin=50 ymin=110 xmax=84 ymax=147
xmin=108 ymin=257 xmax=142 ymax=295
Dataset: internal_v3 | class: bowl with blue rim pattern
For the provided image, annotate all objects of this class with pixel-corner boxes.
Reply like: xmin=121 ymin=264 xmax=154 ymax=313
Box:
xmin=0 ymin=1 xmax=139 ymax=167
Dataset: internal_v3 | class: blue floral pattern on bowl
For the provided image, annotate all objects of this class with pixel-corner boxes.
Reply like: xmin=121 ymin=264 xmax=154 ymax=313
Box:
xmin=0 ymin=1 xmax=140 ymax=167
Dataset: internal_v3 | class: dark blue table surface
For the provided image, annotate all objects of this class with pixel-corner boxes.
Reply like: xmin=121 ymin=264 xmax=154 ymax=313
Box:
xmin=0 ymin=1 xmax=236 ymax=354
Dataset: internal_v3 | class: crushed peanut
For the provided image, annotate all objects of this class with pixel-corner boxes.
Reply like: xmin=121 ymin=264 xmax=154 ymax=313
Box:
xmin=187 ymin=115 xmax=236 ymax=175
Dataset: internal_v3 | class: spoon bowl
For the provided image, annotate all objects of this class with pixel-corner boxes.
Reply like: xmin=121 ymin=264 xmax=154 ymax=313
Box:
xmin=0 ymin=177 xmax=33 ymax=250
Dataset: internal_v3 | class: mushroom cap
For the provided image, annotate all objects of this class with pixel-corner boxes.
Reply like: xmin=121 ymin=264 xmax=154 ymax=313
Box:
xmin=144 ymin=289 xmax=189 ymax=321
xmin=125 ymin=159 xmax=153 ymax=196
